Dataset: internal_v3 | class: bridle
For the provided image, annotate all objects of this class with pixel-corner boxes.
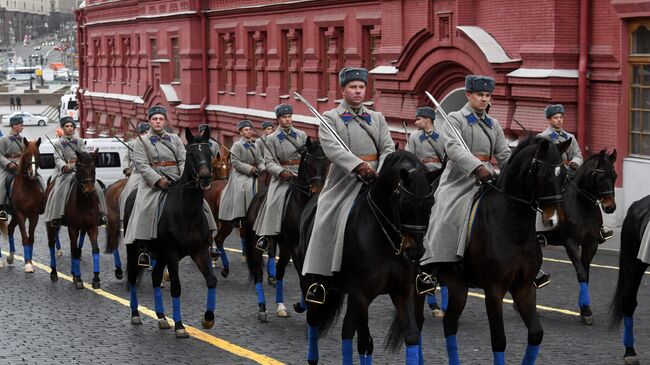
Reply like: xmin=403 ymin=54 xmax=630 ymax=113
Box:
xmin=572 ymin=165 xmax=615 ymax=206
xmin=290 ymin=149 xmax=328 ymax=196
xmin=75 ymin=160 xmax=96 ymax=189
xmin=176 ymin=142 xmax=212 ymax=189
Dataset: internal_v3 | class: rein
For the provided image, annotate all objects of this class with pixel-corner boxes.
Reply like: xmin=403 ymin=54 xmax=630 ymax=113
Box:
xmin=571 ymin=167 xmax=615 ymax=206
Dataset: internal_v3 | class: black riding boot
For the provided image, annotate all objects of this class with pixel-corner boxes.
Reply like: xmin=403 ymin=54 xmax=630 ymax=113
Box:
xmin=97 ymin=214 xmax=108 ymax=227
xmin=533 ymin=270 xmax=551 ymax=289
xmin=598 ymin=225 xmax=614 ymax=244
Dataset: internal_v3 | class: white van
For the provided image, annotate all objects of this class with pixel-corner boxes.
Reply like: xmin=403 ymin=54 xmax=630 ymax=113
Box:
xmin=60 ymin=93 xmax=78 ymax=121
xmin=39 ymin=138 xmax=129 ymax=189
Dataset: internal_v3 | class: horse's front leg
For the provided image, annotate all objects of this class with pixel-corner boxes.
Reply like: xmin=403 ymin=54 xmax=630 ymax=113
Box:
xmin=166 ymin=250 xmax=188 ymax=338
xmin=46 ymin=223 xmax=58 ymax=281
xmin=214 ymin=220 xmax=232 ymax=277
xmin=151 ymin=255 xmax=171 ymax=330
xmin=511 ymin=283 xmax=544 ymax=365
xmin=6 ymin=216 xmax=17 ymax=265
xmin=126 ymin=242 xmax=142 ymax=324
xmin=484 ymin=286 xmax=508 ymax=365
xmin=69 ymin=227 xmax=83 ymax=289
xmin=274 ymin=243 xmax=291 ymax=318
xmin=579 ymin=240 xmax=598 ymax=325
xmin=440 ymin=266 xmax=469 ymax=365
xmin=306 ymin=304 xmax=321 ymax=365
xmin=190 ymin=249 xmax=218 ymax=329
xmin=564 ymin=240 xmax=592 ymax=325
xmin=389 ymin=286 xmax=421 ymax=365
xmin=87 ymin=227 xmax=101 ymax=289
xmin=341 ymin=296 xmax=360 ymax=365
xmin=15 ymin=214 xmax=34 ymax=272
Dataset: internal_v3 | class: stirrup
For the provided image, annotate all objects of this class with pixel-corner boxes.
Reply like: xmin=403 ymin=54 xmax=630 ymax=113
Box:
xmin=256 ymin=236 xmax=269 ymax=252
xmin=0 ymin=211 xmax=7 ymax=221
xmin=533 ymin=270 xmax=551 ymax=289
xmin=98 ymin=214 xmax=108 ymax=227
xmin=599 ymin=226 xmax=614 ymax=243
xmin=208 ymin=245 xmax=220 ymax=260
xmin=415 ymin=272 xmax=438 ymax=295
xmin=305 ymin=283 xmax=326 ymax=305
xmin=536 ymin=233 xmax=548 ymax=246
xmin=138 ymin=252 xmax=151 ymax=268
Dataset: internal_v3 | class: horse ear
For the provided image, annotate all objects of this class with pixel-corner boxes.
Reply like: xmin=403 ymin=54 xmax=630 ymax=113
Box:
xmin=399 ymin=168 xmax=411 ymax=185
xmin=556 ymin=138 xmax=572 ymax=154
xmin=305 ymin=137 xmax=312 ymax=149
xmin=23 ymin=137 xmax=28 ymax=145
xmin=185 ymin=127 xmax=194 ymax=144
xmin=609 ymin=149 xmax=617 ymax=163
xmin=36 ymin=137 xmax=41 ymax=147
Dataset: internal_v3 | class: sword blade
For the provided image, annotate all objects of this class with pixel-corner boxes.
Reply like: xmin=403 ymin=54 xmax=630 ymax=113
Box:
xmin=294 ymin=92 xmax=351 ymax=153
xmin=424 ymin=91 xmax=472 ymax=154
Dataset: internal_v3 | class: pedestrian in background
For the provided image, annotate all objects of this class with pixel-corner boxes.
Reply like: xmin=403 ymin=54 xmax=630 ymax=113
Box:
xmin=15 ymin=96 xmax=21 ymax=110
xmin=9 ymin=96 xmax=15 ymax=111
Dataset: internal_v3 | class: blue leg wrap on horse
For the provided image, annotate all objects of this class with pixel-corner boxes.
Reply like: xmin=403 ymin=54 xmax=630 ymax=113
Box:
xmin=207 ymin=287 xmax=216 ymax=312
xmin=172 ymin=297 xmax=181 ymax=322
xmin=154 ymin=287 xmax=164 ymax=314
xmin=275 ymin=280 xmax=284 ymax=304
xmin=405 ymin=344 xmax=419 ymax=365
xmin=23 ymin=245 xmax=32 ymax=261
xmin=72 ymin=258 xmax=80 ymax=277
xmin=300 ymin=297 xmax=307 ymax=311
xmin=624 ymin=316 xmax=634 ymax=347
xmin=342 ymin=339 xmax=353 ymax=365
xmin=307 ymin=325 xmax=319 ymax=361
xmin=418 ymin=336 xmax=424 ymax=365
xmin=522 ymin=344 xmax=540 ymax=365
xmin=359 ymin=354 xmax=373 ymax=365
xmin=129 ymin=285 xmax=138 ymax=311
xmin=113 ymin=250 xmax=122 ymax=269
xmin=78 ymin=233 xmax=85 ymax=248
xmin=255 ymin=282 xmax=265 ymax=305
xmin=267 ymin=256 xmax=276 ymax=277
xmin=151 ymin=259 xmax=157 ymax=269
xmin=218 ymin=246 xmax=229 ymax=267
xmin=441 ymin=286 xmax=449 ymax=311
xmin=578 ymin=282 xmax=590 ymax=308
xmin=55 ymin=233 xmax=61 ymax=250
xmin=445 ymin=335 xmax=460 ymax=365
xmin=49 ymin=246 xmax=56 ymax=269
xmin=8 ymin=235 xmax=15 ymax=253
xmin=92 ymin=253 xmax=100 ymax=274
xmin=427 ymin=293 xmax=437 ymax=306
xmin=493 ymin=351 xmax=504 ymax=365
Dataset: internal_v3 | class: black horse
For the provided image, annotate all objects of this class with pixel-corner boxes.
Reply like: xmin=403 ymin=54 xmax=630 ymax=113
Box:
xmin=437 ymin=137 xmax=570 ymax=365
xmin=243 ymin=138 xmax=329 ymax=322
xmin=301 ymin=150 xmax=441 ymax=365
xmin=539 ymin=150 xmax=617 ymax=325
xmin=610 ymin=195 xmax=650 ymax=365
xmin=121 ymin=127 xmax=217 ymax=338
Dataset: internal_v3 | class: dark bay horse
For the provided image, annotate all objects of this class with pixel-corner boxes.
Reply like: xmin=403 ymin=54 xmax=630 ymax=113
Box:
xmin=7 ymin=138 xmax=44 ymax=273
xmin=46 ymin=149 xmax=102 ymax=288
xmin=438 ymin=137 xmax=571 ymax=365
xmin=204 ymin=153 xmax=231 ymax=276
xmin=539 ymin=150 xmax=617 ymax=325
xmin=121 ymin=127 xmax=217 ymax=338
xmin=610 ymin=195 xmax=650 ymax=365
xmin=301 ymin=150 xmax=441 ymax=365
xmin=243 ymin=138 xmax=328 ymax=322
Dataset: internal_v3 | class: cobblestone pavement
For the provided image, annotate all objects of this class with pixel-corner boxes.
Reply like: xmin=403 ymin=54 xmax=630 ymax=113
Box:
xmin=0 ymin=221 xmax=648 ymax=365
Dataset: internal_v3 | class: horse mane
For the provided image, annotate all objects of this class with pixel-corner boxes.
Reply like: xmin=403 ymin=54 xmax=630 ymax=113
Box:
xmin=19 ymin=140 xmax=39 ymax=170
xmin=495 ymin=135 xmax=539 ymax=187
xmin=378 ymin=150 xmax=423 ymax=176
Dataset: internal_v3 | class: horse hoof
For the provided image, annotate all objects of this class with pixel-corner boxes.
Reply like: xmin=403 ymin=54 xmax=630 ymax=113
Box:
xmin=24 ymin=263 xmax=35 ymax=273
xmin=6 ymin=253 xmax=14 ymax=265
xmin=160 ymin=281 xmax=165 ymax=288
xmin=580 ymin=314 xmax=593 ymax=326
xmin=163 ymin=270 xmax=170 ymax=282
xmin=175 ymin=328 xmax=189 ymax=338
xmin=0 ymin=260 xmax=4 ymax=268
xmin=201 ymin=318 xmax=215 ymax=329
xmin=268 ymin=276 xmax=277 ymax=287
xmin=624 ymin=355 xmax=640 ymax=365
xmin=92 ymin=280 xmax=100 ymax=289
xmin=158 ymin=318 xmax=172 ymax=330
xmin=131 ymin=316 xmax=142 ymax=325
xmin=432 ymin=309 xmax=445 ymax=318
xmin=293 ymin=302 xmax=306 ymax=314
xmin=220 ymin=267 xmax=229 ymax=278
xmin=75 ymin=279 xmax=84 ymax=289
xmin=115 ymin=268 xmax=123 ymax=280
xmin=277 ymin=308 xmax=290 ymax=318
xmin=56 ymin=250 xmax=63 ymax=257
xmin=50 ymin=270 xmax=58 ymax=281
xmin=240 ymin=255 xmax=247 ymax=263
xmin=257 ymin=311 xmax=269 ymax=323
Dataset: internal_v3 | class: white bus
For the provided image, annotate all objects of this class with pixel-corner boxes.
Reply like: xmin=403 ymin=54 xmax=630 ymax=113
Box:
xmin=6 ymin=66 xmax=37 ymax=82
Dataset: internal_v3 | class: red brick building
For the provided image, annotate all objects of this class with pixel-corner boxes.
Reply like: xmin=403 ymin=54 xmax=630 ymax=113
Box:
xmin=76 ymin=0 xmax=650 ymax=224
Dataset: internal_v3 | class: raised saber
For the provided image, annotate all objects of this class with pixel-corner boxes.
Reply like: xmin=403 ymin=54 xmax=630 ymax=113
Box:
xmin=249 ymin=126 xmax=283 ymax=167
xmin=402 ymin=121 xmax=409 ymax=145
xmin=294 ymin=91 xmax=351 ymax=153
xmin=424 ymin=91 xmax=471 ymax=154
xmin=45 ymin=134 xmax=72 ymax=169
xmin=113 ymin=136 xmax=133 ymax=152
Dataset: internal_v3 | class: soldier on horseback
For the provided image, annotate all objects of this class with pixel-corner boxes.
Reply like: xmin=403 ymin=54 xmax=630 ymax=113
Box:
xmin=118 ymin=122 xmax=150 ymax=230
xmin=0 ymin=115 xmax=45 ymax=221
xmin=406 ymin=107 xmax=446 ymax=170
xmin=302 ymin=67 xmax=395 ymax=304
xmin=218 ymin=120 xmax=265 ymax=227
xmin=255 ymin=120 xmax=275 ymax=155
xmin=44 ymin=116 xmax=108 ymax=228
xmin=254 ymin=104 xmax=307 ymax=252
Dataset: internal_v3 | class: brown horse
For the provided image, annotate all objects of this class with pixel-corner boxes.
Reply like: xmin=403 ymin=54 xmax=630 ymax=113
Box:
xmin=205 ymin=152 xmax=232 ymax=277
xmin=7 ymin=138 xmax=44 ymax=273
xmin=104 ymin=177 xmax=128 ymax=279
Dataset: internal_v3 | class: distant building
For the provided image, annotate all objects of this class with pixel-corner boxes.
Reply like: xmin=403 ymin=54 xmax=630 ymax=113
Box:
xmin=76 ymin=0 xmax=650 ymax=225
xmin=0 ymin=0 xmax=78 ymax=46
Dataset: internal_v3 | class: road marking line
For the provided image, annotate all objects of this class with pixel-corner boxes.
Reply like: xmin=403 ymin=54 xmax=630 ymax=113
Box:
xmin=543 ymin=257 xmax=650 ymax=275
xmin=2 ymin=250 xmax=285 ymax=365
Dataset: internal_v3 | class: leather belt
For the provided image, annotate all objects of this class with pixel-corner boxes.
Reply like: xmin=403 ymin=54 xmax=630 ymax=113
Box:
xmin=67 ymin=158 xmax=77 ymax=164
xmin=6 ymin=154 xmax=21 ymax=160
xmin=563 ymin=160 xmax=571 ymax=165
xmin=152 ymin=161 xmax=177 ymax=167
xmin=421 ymin=157 xmax=441 ymax=164
xmin=474 ymin=154 xmax=491 ymax=162
xmin=359 ymin=154 xmax=378 ymax=162
xmin=280 ymin=159 xmax=301 ymax=166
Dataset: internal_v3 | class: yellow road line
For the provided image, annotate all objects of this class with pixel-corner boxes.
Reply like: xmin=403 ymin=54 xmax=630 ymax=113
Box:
xmin=2 ymin=250 xmax=285 ymax=365
xmin=543 ymin=257 xmax=650 ymax=275
xmin=467 ymin=292 xmax=580 ymax=317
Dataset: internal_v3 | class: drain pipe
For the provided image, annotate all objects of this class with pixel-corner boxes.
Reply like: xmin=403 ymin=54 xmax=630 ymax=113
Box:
xmin=577 ymin=0 xmax=589 ymax=154
xmin=197 ymin=0 xmax=209 ymax=124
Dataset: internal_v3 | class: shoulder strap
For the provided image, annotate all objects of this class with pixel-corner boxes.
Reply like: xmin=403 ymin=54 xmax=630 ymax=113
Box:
xmin=423 ymin=133 xmax=444 ymax=162
xmin=475 ymin=119 xmax=494 ymax=160
xmin=346 ymin=110 xmax=380 ymax=156
xmin=283 ymin=132 xmax=304 ymax=154
xmin=157 ymin=137 xmax=179 ymax=164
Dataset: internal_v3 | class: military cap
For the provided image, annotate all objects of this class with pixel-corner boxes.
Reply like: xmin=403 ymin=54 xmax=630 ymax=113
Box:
xmin=137 ymin=122 xmax=150 ymax=134
xmin=60 ymin=116 xmax=76 ymax=128
xmin=198 ymin=124 xmax=210 ymax=133
xmin=465 ymin=75 xmax=496 ymax=93
xmin=416 ymin=107 xmax=437 ymax=121
xmin=275 ymin=104 xmax=293 ymax=118
xmin=9 ymin=115 xmax=23 ymax=126
xmin=237 ymin=119 xmax=253 ymax=130
xmin=262 ymin=121 xmax=273 ymax=129
xmin=544 ymin=104 xmax=565 ymax=119
xmin=339 ymin=67 xmax=369 ymax=87
xmin=147 ymin=105 xmax=167 ymax=120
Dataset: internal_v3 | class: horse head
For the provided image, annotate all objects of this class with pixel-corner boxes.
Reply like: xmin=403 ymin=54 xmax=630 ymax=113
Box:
xmin=297 ymin=138 xmax=330 ymax=195
xmin=211 ymin=152 xmax=230 ymax=181
xmin=577 ymin=149 xmax=618 ymax=214
xmin=74 ymin=149 xmax=97 ymax=195
xmin=185 ymin=127 xmax=212 ymax=191
xmin=20 ymin=137 xmax=41 ymax=180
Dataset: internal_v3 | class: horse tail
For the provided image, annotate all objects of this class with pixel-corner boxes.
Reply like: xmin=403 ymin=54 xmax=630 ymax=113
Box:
xmin=609 ymin=197 xmax=650 ymax=330
xmin=318 ymin=290 xmax=345 ymax=336
xmin=385 ymin=312 xmax=405 ymax=352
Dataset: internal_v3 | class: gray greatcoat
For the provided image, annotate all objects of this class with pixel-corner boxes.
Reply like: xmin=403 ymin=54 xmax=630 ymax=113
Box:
xmin=119 ymin=140 xmax=140 ymax=224
xmin=638 ymin=220 xmax=650 ymax=264
xmin=44 ymin=136 xmax=107 ymax=223
xmin=253 ymin=127 xmax=307 ymax=237
xmin=537 ymin=126 xmax=583 ymax=166
xmin=254 ymin=138 xmax=268 ymax=171
xmin=405 ymin=126 xmax=445 ymax=171
xmin=302 ymin=102 xmax=395 ymax=276
xmin=422 ymin=102 xmax=511 ymax=264
xmin=0 ymin=133 xmax=45 ymax=204
xmin=218 ymin=137 xmax=265 ymax=221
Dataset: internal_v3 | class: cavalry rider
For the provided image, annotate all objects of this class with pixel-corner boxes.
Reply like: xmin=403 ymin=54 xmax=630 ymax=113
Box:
xmin=422 ymin=75 xmax=511 ymax=282
xmin=44 ymin=116 xmax=108 ymax=228
xmin=218 ymin=120 xmax=265 ymax=227
xmin=302 ymin=67 xmax=395 ymax=304
xmin=406 ymin=106 xmax=445 ymax=171
xmin=123 ymin=106 xmax=217 ymax=248
xmin=0 ymin=115 xmax=46 ymax=221
xmin=255 ymin=120 xmax=275 ymax=155
xmin=199 ymin=124 xmax=220 ymax=159
xmin=118 ymin=122 xmax=150 ymax=230
xmin=254 ymin=104 xmax=307 ymax=251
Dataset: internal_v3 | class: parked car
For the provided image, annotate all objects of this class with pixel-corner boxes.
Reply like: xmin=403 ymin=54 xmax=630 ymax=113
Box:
xmin=33 ymin=46 xmax=41 ymax=50
xmin=1 ymin=112 xmax=50 ymax=126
